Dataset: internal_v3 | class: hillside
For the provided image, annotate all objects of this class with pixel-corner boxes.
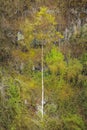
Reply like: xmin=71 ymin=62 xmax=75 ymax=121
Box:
xmin=0 ymin=0 xmax=87 ymax=130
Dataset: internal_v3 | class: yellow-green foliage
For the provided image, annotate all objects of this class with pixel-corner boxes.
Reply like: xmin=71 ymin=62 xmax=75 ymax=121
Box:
xmin=62 ymin=114 xmax=85 ymax=130
xmin=20 ymin=7 xmax=64 ymax=48
xmin=46 ymin=46 xmax=66 ymax=74
xmin=66 ymin=59 xmax=83 ymax=80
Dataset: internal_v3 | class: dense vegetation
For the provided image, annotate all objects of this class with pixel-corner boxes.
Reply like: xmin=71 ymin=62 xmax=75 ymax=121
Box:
xmin=0 ymin=0 xmax=87 ymax=130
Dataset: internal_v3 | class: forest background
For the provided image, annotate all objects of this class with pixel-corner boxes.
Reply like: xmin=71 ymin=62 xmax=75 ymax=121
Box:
xmin=0 ymin=0 xmax=87 ymax=130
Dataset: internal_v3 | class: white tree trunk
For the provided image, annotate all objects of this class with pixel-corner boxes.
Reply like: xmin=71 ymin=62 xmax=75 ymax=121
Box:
xmin=41 ymin=44 xmax=44 ymax=118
